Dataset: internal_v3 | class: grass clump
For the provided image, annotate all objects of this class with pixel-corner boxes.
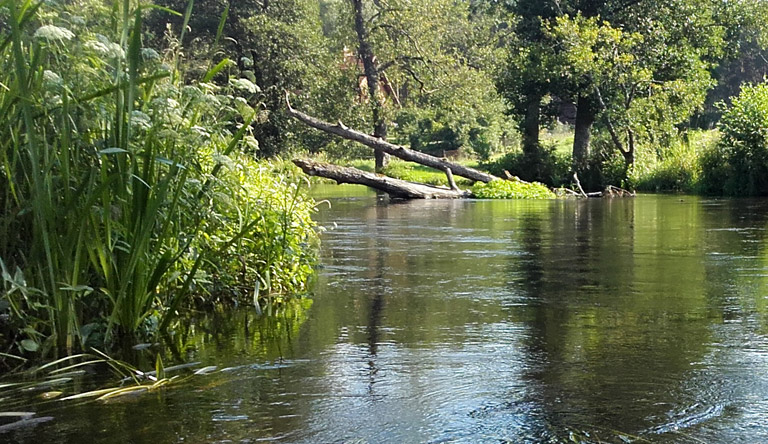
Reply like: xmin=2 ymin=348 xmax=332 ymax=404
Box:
xmin=632 ymin=130 xmax=719 ymax=193
xmin=471 ymin=179 xmax=556 ymax=199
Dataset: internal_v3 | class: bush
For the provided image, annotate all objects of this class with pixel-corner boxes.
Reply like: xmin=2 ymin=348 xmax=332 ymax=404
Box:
xmin=701 ymin=83 xmax=768 ymax=195
xmin=481 ymin=144 xmax=572 ymax=187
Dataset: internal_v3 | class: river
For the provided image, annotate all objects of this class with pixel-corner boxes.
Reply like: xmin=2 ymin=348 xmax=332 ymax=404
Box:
xmin=6 ymin=187 xmax=768 ymax=443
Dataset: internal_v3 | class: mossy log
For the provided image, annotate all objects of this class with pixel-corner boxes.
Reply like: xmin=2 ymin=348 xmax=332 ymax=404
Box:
xmin=294 ymin=159 xmax=470 ymax=199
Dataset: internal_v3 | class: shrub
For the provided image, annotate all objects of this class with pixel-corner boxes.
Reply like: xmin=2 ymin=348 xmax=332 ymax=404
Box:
xmin=481 ymin=144 xmax=571 ymax=187
xmin=702 ymin=83 xmax=768 ymax=195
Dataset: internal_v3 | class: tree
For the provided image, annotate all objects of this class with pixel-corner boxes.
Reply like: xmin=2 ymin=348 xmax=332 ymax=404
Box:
xmin=352 ymin=0 xmax=389 ymax=171
xmin=496 ymin=0 xmax=560 ymax=180
xmin=148 ymin=0 xmax=335 ymax=157
xmin=315 ymin=0 xmax=512 ymax=163
xmin=500 ymin=0 xmax=729 ymax=185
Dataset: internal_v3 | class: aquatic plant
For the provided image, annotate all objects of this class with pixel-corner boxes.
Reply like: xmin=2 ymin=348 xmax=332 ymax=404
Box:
xmin=471 ymin=179 xmax=556 ymax=199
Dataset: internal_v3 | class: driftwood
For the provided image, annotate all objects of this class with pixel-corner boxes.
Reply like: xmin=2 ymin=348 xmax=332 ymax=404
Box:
xmin=294 ymin=159 xmax=470 ymax=199
xmin=602 ymin=185 xmax=635 ymax=197
xmin=285 ymin=93 xmax=499 ymax=184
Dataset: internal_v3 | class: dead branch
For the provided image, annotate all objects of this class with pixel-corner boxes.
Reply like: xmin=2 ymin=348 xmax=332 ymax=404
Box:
xmin=285 ymin=92 xmax=499 ymax=184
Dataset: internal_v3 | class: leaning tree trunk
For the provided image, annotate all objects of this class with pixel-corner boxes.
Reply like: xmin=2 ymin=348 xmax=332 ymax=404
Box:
xmin=572 ymin=95 xmax=596 ymax=174
xmin=285 ymin=98 xmax=499 ymax=183
xmin=353 ymin=0 xmax=389 ymax=172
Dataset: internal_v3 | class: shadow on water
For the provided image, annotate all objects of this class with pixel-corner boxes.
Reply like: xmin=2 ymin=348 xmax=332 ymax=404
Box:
xmin=366 ymin=199 xmax=389 ymax=394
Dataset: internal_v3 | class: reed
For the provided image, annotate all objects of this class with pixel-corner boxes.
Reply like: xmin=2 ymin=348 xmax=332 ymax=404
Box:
xmin=0 ymin=0 xmax=318 ymax=361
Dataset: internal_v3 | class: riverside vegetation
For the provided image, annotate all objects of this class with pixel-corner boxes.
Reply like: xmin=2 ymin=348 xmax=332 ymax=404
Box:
xmin=0 ymin=0 xmax=318 ymax=364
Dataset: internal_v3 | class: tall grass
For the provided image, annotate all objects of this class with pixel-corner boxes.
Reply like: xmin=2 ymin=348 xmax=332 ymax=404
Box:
xmin=0 ymin=0 xmax=318 ymax=360
xmin=631 ymin=130 xmax=719 ymax=193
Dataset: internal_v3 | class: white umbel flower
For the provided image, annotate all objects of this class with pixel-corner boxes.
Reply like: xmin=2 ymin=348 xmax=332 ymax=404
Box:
xmin=43 ymin=70 xmax=62 ymax=85
xmin=130 ymin=111 xmax=152 ymax=131
xmin=34 ymin=25 xmax=75 ymax=41
xmin=229 ymin=78 xmax=260 ymax=94
xmin=85 ymin=36 xmax=124 ymax=59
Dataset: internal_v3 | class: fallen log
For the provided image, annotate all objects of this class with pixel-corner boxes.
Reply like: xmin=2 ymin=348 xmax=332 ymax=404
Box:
xmin=294 ymin=159 xmax=470 ymax=199
xmin=285 ymin=93 xmax=499 ymax=184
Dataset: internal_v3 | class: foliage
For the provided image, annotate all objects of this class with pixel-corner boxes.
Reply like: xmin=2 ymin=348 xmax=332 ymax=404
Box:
xmin=471 ymin=179 xmax=555 ymax=200
xmin=394 ymin=83 xmax=514 ymax=161
xmin=497 ymin=0 xmax=731 ymax=185
xmin=547 ymin=9 xmax=718 ymax=161
xmin=320 ymin=0 xmax=513 ymax=161
xmin=632 ymin=131 xmax=719 ymax=192
xmin=481 ymin=144 xmax=572 ymax=187
xmin=0 ymin=0 xmax=318 ymax=361
xmin=193 ymin=157 xmax=318 ymax=303
xmin=148 ymin=0 xmax=337 ymax=157
xmin=700 ymin=83 xmax=768 ymax=195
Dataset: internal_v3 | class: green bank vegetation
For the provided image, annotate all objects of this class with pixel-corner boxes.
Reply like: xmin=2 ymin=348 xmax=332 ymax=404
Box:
xmin=0 ymin=0 xmax=317 ymax=364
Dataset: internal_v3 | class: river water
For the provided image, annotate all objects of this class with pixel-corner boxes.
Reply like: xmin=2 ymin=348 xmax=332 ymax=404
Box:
xmin=6 ymin=188 xmax=768 ymax=443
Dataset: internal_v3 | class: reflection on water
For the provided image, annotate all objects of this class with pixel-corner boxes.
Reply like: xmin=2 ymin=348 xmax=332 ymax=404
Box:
xmin=7 ymin=188 xmax=768 ymax=443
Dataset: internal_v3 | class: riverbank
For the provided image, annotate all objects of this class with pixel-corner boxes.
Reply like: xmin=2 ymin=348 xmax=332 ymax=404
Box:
xmin=317 ymin=129 xmax=723 ymax=195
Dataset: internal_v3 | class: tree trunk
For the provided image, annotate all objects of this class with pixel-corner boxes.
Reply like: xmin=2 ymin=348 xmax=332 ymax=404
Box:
xmin=572 ymin=95 xmax=596 ymax=173
xmin=623 ymin=129 xmax=635 ymax=167
xmin=293 ymin=159 xmax=470 ymax=199
xmin=285 ymin=99 xmax=499 ymax=183
xmin=353 ymin=0 xmax=389 ymax=172
xmin=522 ymin=95 xmax=541 ymax=159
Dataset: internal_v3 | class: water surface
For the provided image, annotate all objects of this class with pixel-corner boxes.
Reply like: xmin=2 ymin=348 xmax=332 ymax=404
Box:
xmin=7 ymin=188 xmax=768 ymax=443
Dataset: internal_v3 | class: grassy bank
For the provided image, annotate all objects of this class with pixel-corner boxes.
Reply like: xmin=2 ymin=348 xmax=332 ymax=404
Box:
xmin=631 ymin=131 xmax=720 ymax=193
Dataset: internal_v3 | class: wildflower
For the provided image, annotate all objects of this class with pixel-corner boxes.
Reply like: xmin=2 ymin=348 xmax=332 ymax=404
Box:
xmin=42 ymin=70 xmax=62 ymax=87
xmin=34 ymin=25 xmax=75 ymax=41
xmin=141 ymin=48 xmax=160 ymax=61
xmin=130 ymin=111 xmax=152 ymax=131
xmin=85 ymin=34 xmax=125 ymax=59
xmin=191 ymin=125 xmax=211 ymax=139
xmin=229 ymin=78 xmax=260 ymax=94
xmin=243 ymin=135 xmax=260 ymax=151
